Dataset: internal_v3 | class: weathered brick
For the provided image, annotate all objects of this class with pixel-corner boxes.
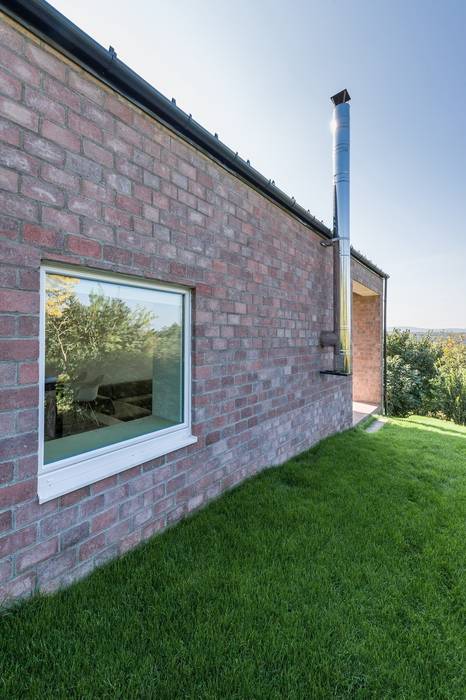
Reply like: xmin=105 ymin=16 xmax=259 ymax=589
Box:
xmin=83 ymin=139 xmax=113 ymax=168
xmin=25 ymin=135 xmax=65 ymax=170
xmin=21 ymin=176 xmax=65 ymax=206
xmin=0 ymin=165 xmax=18 ymax=192
xmin=18 ymin=362 xmax=39 ymax=384
xmin=68 ymin=70 xmax=105 ymax=104
xmin=0 ymin=510 xmax=12 ymax=534
xmin=66 ymin=235 xmax=101 ymax=258
xmin=16 ymin=537 xmax=58 ymax=573
xmin=0 ymin=142 xmax=39 ymax=174
xmin=0 ymin=432 xmax=37 ymax=460
xmin=68 ymin=195 xmax=101 ymax=219
xmin=61 ymin=522 xmax=90 ymax=549
xmin=0 ymin=117 xmax=20 ymax=146
xmin=0 ymin=97 xmax=38 ymax=131
xmin=0 ymin=339 xmax=38 ymax=361
xmin=65 ymin=151 xmax=102 ymax=182
xmin=0 ymin=45 xmax=40 ymax=86
xmin=41 ymin=120 xmax=80 ymax=152
xmin=25 ymin=42 xmax=66 ymax=81
xmin=68 ymin=111 xmax=102 ymax=142
xmin=42 ymin=206 xmax=80 ymax=234
xmin=45 ymin=75 xmax=81 ymax=111
xmin=24 ymin=86 xmax=66 ymax=123
xmin=79 ymin=532 xmax=106 ymax=561
xmin=41 ymin=163 xmax=79 ymax=190
xmin=0 ymin=524 xmax=36 ymax=558
xmin=0 ymin=289 xmax=38 ymax=313
xmin=41 ymin=507 xmax=79 ymax=538
xmin=0 ymin=66 xmax=21 ymax=100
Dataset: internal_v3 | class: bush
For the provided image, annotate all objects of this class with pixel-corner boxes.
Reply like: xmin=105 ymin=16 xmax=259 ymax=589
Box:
xmin=432 ymin=339 xmax=466 ymax=425
xmin=386 ymin=330 xmax=466 ymax=425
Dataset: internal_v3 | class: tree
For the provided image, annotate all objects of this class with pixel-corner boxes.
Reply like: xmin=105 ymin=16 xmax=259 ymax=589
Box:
xmin=432 ymin=338 xmax=466 ymax=425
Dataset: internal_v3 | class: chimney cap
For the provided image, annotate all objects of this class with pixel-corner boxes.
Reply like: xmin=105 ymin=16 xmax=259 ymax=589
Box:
xmin=331 ymin=89 xmax=351 ymax=105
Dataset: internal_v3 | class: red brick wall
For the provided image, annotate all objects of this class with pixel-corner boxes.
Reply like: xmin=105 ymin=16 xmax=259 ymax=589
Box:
xmin=352 ymin=292 xmax=382 ymax=405
xmin=0 ymin=14 xmax=356 ymax=602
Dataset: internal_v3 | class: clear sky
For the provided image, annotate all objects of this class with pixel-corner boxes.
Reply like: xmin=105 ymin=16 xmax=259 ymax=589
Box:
xmin=51 ymin=0 xmax=466 ymax=328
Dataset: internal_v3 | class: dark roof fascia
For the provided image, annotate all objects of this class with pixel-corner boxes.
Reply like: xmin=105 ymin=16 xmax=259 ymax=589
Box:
xmin=0 ymin=0 xmax=388 ymax=279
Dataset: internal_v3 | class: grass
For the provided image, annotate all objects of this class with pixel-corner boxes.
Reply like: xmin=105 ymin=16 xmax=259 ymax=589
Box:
xmin=1 ymin=416 xmax=465 ymax=699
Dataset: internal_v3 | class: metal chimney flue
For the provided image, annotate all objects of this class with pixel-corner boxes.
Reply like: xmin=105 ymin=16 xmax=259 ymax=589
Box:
xmin=320 ymin=89 xmax=352 ymax=375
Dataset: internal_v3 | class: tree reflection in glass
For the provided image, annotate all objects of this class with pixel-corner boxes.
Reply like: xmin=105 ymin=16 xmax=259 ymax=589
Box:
xmin=44 ymin=273 xmax=184 ymax=464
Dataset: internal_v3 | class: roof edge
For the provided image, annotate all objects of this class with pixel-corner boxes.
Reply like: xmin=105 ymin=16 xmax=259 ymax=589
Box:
xmin=0 ymin=0 xmax=388 ymax=279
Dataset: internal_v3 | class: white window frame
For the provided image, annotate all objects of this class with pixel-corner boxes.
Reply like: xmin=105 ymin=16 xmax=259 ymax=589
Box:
xmin=38 ymin=263 xmax=196 ymax=503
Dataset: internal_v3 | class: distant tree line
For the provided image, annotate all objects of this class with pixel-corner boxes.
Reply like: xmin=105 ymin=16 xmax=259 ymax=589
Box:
xmin=386 ymin=330 xmax=466 ymax=425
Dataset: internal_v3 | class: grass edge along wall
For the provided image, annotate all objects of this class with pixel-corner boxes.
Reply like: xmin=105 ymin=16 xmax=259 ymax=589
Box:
xmin=0 ymin=8 xmax=384 ymax=603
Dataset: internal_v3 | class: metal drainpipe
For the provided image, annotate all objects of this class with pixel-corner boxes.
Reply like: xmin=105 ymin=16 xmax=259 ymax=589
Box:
xmin=320 ymin=89 xmax=352 ymax=375
xmin=383 ymin=275 xmax=388 ymax=414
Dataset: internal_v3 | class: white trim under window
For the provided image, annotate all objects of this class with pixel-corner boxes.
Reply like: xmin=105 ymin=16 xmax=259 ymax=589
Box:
xmin=38 ymin=264 xmax=196 ymax=503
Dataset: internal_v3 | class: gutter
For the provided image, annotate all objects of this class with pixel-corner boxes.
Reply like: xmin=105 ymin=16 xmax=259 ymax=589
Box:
xmin=0 ymin=0 xmax=388 ymax=280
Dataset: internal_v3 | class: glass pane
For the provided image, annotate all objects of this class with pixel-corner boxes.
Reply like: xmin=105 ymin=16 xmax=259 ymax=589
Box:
xmin=44 ymin=272 xmax=184 ymax=464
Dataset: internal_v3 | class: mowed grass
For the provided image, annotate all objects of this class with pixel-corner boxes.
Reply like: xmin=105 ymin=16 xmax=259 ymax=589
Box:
xmin=1 ymin=416 xmax=465 ymax=699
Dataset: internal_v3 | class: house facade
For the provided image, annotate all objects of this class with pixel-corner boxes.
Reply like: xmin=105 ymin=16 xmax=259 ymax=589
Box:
xmin=0 ymin=2 xmax=387 ymax=602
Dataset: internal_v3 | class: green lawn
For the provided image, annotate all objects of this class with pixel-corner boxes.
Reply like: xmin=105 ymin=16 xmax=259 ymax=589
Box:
xmin=1 ymin=416 xmax=465 ymax=699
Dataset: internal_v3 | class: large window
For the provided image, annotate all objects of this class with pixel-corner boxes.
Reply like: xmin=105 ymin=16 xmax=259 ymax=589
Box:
xmin=38 ymin=266 xmax=195 ymax=503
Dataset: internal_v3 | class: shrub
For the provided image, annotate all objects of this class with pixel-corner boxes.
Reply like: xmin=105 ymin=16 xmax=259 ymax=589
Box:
xmin=386 ymin=355 xmax=422 ymax=417
xmin=432 ymin=339 xmax=466 ymax=425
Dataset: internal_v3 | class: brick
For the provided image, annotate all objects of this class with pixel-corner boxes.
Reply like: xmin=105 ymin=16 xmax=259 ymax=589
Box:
xmin=0 ymin=462 xmax=14 ymax=485
xmin=83 ymin=221 xmax=114 ymax=243
xmin=18 ymin=315 xmax=39 ymax=337
xmin=61 ymin=522 xmax=90 ymax=549
xmin=0 ymin=432 xmax=37 ymax=460
xmin=0 ymin=66 xmax=21 ymax=100
xmin=17 ymin=455 xmax=37 ymax=480
xmin=42 ymin=207 xmax=80 ymax=234
xmin=0 ymin=573 xmax=35 ymax=602
xmin=60 ymin=486 xmax=91 ymax=507
xmin=24 ymin=86 xmax=66 ymax=123
xmin=0 ymin=216 xmax=19 ymax=242
xmin=0 ymin=510 xmax=12 ymax=533
xmin=16 ymin=538 xmax=59 ymax=573
xmin=106 ymin=172 xmax=131 ymax=194
xmin=24 ymin=132 xmax=65 ymax=166
xmin=79 ymin=532 xmax=106 ymax=561
xmin=0 ymin=524 xmax=36 ymax=558
xmin=68 ymin=195 xmax=101 ymax=219
xmin=41 ymin=120 xmax=80 ymax=152
xmin=19 ymin=268 xmax=39 ymax=290
xmin=25 ymin=42 xmax=67 ymax=81
xmin=102 ymin=245 xmax=131 ymax=265
xmin=45 ymin=75 xmax=81 ymax=112
xmin=105 ymin=94 xmax=133 ymax=124
xmin=65 ymin=151 xmax=102 ymax=182
xmin=0 ymin=339 xmax=38 ymax=361
xmin=16 ymin=408 xmax=37 ymax=433
xmin=0 ymin=142 xmax=39 ymax=174
xmin=91 ymin=505 xmax=119 ymax=533
xmin=0 ymin=117 xmax=20 ymax=146
xmin=21 ymin=176 xmax=65 ymax=207
xmin=103 ymin=206 xmax=131 ymax=229
xmin=68 ymin=112 xmax=102 ymax=142
xmin=68 ymin=70 xmax=105 ymax=104
xmin=115 ymin=193 xmax=141 ymax=215
xmin=41 ymin=163 xmax=79 ymax=190
xmin=81 ymin=179 xmax=114 ymax=204
xmin=16 ymin=498 xmax=57 ymax=527
xmin=0 ymin=46 xmax=40 ymax=86
xmin=66 ymin=235 xmax=101 ymax=258
xmin=37 ymin=549 xmax=76 ymax=583
xmin=83 ymin=139 xmax=113 ymax=168
xmin=0 ymin=412 xmax=14 ymax=435
xmin=116 ymin=121 xmax=141 ymax=148
xmin=0 ymin=289 xmax=38 ymax=313
xmin=0 ymin=363 xmax=16 ymax=385
xmin=41 ymin=507 xmax=79 ymax=537
xmin=0 ymin=97 xmax=38 ymax=131
xmin=0 ymin=21 xmax=24 ymax=53
xmin=0 ymin=165 xmax=18 ymax=192
xmin=82 ymin=99 xmax=114 ymax=131
xmin=18 ymin=362 xmax=39 ymax=384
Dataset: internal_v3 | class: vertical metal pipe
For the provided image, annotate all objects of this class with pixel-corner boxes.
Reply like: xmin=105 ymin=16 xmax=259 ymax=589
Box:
xmin=331 ymin=89 xmax=352 ymax=374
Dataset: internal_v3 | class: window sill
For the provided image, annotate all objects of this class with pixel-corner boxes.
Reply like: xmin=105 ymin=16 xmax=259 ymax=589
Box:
xmin=38 ymin=428 xmax=198 ymax=504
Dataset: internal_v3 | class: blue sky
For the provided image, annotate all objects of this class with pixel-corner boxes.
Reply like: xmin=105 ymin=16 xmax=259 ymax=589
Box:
xmin=52 ymin=0 xmax=466 ymax=328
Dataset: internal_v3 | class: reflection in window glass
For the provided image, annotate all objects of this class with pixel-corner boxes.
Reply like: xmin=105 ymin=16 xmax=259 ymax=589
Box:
xmin=44 ymin=272 xmax=184 ymax=464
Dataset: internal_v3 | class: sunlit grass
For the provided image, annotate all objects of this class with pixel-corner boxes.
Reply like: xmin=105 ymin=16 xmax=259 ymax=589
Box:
xmin=1 ymin=415 xmax=465 ymax=699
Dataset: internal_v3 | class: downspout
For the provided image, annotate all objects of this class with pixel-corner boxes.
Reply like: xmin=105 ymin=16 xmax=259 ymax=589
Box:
xmin=321 ymin=89 xmax=352 ymax=375
xmin=383 ymin=275 xmax=388 ymax=414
